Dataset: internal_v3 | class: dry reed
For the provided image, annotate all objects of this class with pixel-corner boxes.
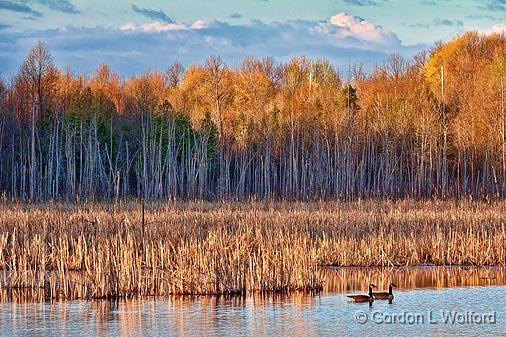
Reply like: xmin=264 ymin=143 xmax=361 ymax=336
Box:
xmin=0 ymin=200 xmax=504 ymax=299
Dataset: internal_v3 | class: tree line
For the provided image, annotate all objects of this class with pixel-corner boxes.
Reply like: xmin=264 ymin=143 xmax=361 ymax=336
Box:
xmin=0 ymin=31 xmax=505 ymax=201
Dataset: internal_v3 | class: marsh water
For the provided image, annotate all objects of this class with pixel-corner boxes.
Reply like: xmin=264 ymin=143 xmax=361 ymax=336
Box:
xmin=1 ymin=267 xmax=505 ymax=336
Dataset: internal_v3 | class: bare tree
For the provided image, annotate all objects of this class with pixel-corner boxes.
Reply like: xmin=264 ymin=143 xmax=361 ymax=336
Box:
xmin=20 ymin=41 xmax=57 ymax=117
xmin=166 ymin=61 xmax=185 ymax=88
xmin=18 ymin=41 xmax=57 ymax=200
xmin=205 ymin=56 xmax=233 ymax=197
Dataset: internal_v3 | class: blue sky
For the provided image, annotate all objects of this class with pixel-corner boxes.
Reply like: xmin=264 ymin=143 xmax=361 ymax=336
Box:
xmin=0 ymin=0 xmax=505 ymax=76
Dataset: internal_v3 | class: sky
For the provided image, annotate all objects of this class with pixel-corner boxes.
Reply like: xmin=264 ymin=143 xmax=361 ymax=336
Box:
xmin=0 ymin=0 xmax=505 ymax=77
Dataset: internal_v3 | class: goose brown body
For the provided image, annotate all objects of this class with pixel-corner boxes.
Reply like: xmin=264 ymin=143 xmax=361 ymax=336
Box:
xmin=347 ymin=284 xmax=376 ymax=304
xmin=373 ymin=283 xmax=396 ymax=303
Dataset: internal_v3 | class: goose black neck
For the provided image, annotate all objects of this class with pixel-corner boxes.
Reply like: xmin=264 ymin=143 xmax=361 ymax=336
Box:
xmin=389 ymin=284 xmax=393 ymax=295
xmin=369 ymin=286 xmax=373 ymax=297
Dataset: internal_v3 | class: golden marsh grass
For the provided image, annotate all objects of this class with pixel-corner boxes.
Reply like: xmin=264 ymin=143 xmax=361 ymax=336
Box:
xmin=0 ymin=200 xmax=505 ymax=299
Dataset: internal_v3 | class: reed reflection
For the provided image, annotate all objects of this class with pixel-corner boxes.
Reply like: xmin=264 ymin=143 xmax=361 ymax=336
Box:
xmin=322 ymin=266 xmax=506 ymax=293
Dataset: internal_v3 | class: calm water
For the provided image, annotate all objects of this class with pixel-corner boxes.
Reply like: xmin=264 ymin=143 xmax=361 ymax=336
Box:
xmin=1 ymin=267 xmax=505 ymax=337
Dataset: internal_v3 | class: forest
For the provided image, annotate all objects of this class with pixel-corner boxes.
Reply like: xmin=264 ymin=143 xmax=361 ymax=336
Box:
xmin=0 ymin=31 xmax=505 ymax=201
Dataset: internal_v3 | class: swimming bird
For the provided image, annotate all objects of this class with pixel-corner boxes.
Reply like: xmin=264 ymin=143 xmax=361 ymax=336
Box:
xmin=373 ymin=283 xmax=396 ymax=304
xmin=347 ymin=284 xmax=376 ymax=305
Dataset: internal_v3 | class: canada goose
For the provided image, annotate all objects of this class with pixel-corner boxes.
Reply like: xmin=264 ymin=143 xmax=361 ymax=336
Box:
xmin=373 ymin=283 xmax=396 ymax=304
xmin=347 ymin=284 xmax=376 ymax=305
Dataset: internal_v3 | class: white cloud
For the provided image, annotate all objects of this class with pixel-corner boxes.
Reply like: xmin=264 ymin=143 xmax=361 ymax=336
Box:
xmin=119 ymin=19 xmax=207 ymax=33
xmin=120 ymin=21 xmax=189 ymax=32
xmin=119 ymin=13 xmax=401 ymax=52
xmin=324 ymin=12 xmax=397 ymax=45
xmin=481 ymin=24 xmax=506 ymax=35
xmin=190 ymin=20 xmax=207 ymax=30
xmin=316 ymin=12 xmax=401 ymax=50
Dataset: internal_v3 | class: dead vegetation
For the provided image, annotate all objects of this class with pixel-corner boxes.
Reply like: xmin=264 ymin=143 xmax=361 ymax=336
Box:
xmin=0 ymin=200 xmax=504 ymax=299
